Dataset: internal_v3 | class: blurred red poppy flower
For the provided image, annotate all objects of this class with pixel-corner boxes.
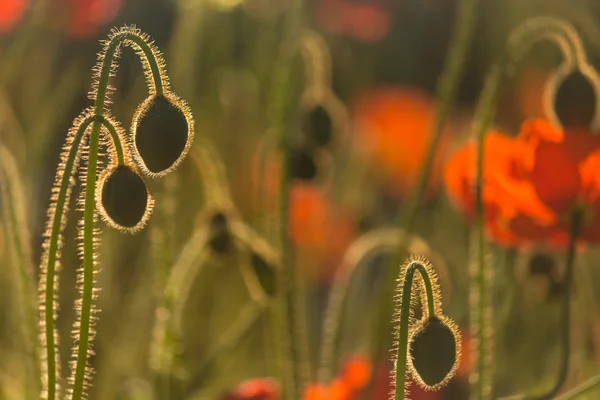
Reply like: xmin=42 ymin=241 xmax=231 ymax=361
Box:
xmin=303 ymin=355 xmax=371 ymax=400
xmin=221 ymin=378 xmax=280 ymax=400
xmin=289 ymin=183 xmax=357 ymax=281
xmin=444 ymin=118 xmax=600 ymax=246
xmin=352 ymin=86 xmax=452 ymax=199
xmin=315 ymin=0 xmax=392 ymax=43
xmin=66 ymin=0 xmax=122 ymax=38
xmin=0 ymin=0 xmax=27 ymax=33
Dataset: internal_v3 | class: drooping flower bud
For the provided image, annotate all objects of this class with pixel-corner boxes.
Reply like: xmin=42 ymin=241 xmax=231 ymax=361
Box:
xmin=97 ymin=165 xmax=154 ymax=233
xmin=132 ymin=93 xmax=194 ymax=177
xmin=408 ymin=316 xmax=461 ymax=390
xmin=547 ymin=67 xmax=600 ymax=131
xmin=207 ymin=212 xmax=232 ymax=254
xmin=301 ymin=103 xmax=334 ymax=148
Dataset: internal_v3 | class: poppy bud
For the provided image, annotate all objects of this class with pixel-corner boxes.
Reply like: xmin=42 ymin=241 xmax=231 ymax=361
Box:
xmin=528 ymin=253 xmax=556 ymax=277
xmin=132 ymin=93 xmax=194 ymax=177
xmin=241 ymin=251 xmax=278 ymax=301
xmin=408 ymin=316 xmax=460 ymax=389
xmin=549 ymin=68 xmax=599 ymax=130
xmin=98 ymin=165 xmax=153 ymax=232
xmin=289 ymin=147 xmax=318 ymax=181
xmin=208 ymin=212 xmax=231 ymax=254
xmin=301 ymin=103 xmax=333 ymax=148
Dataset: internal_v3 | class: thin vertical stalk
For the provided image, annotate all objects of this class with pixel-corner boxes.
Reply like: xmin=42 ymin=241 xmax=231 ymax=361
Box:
xmin=371 ymin=0 xmax=479 ymax=362
xmin=271 ymin=0 xmax=308 ymax=397
xmin=527 ymin=211 xmax=582 ymax=400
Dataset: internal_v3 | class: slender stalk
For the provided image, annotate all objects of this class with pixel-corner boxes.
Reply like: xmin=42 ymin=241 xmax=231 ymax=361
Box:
xmin=393 ymin=261 xmax=437 ymax=400
xmin=270 ymin=0 xmax=307 ymax=396
xmin=556 ymin=374 xmax=600 ymax=400
xmin=371 ymin=0 xmax=478 ymax=365
xmin=70 ymin=29 xmax=165 ymax=400
xmin=527 ymin=211 xmax=582 ymax=400
xmin=40 ymin=113 xmax=94 ymax=400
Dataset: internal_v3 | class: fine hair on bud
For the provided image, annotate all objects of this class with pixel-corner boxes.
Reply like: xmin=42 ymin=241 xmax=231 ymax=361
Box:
xmin=407 ymin=315 xmax=462 ymax=390
xmin=96 ymin=164 xmax=154 ymax=233
xmin=132 ymin=92 xmax=194 ymax=178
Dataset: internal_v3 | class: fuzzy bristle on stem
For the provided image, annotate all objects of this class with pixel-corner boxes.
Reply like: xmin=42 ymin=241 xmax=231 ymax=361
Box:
xmin=68 ymin=26 xmax=169 ymax=400
xmin=38 ymin=109 xmax=97 ymax=400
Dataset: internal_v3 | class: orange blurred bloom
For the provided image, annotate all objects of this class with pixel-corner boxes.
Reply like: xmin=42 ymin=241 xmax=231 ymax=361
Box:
xmin=290 ymin=184 xmax=357 ymax=281
xmin=315 ymin=0 xmax=392 ymax=43
xmin=444 ymin=118 xmax=600 ymax=246
xmin=352 ymin=86 xmax=452 ymax=199
xmin=303 ymin=355 xmax=371 ymax=400
xmin=221 ymin=378 xmax=280 ymax=400
xmin=0 ymin=0 xmax=27 ymax=33
xmin=67 ymin=0 xmax=122 ymax=38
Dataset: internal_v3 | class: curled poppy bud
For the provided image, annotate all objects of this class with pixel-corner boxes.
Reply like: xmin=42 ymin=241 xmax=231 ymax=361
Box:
xmin=547 ymin=67 xmax=600 ymax=130
xmin=97 ymin=165 xmax=154 ymax=233
xmin=289 ymin=147 xmax=318 ymax=181
xmin=241 ymin=250 xmax=279 ymax=302
xmin=132 ymin=92 xmax=194 ymax=178
xmin=250 ymin=251 xmax=277 ymax=297
xmin=301 ymin=103 xmax=334 ymax=148
xmin=207 ymin=212 xmax=232 ymax=254
xmin=408 ymin=315 xmax=461 ymax=390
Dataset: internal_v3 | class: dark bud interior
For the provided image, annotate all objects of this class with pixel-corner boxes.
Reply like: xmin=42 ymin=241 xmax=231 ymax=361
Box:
xmin=289 ymin=147 xmax=318 ymax=181
xmin=208 ymin=212 xmax=231 ymax=254
xmin=135 ymin=95 xmax=189 ymax=173
xmin=302 ymin=104 xmax=333 ymax=148
xmin=101 ymin=165 xmax=149 ymax=228
xmin=528 ymin=253 xmax=556 ymax=278
xmin=410 ymin=316 xmax=457 ymax=387
xmin=250 ymin=252 xmax=277 ymax=297
xmin=553 ymin=70 xmax=597 ymax=130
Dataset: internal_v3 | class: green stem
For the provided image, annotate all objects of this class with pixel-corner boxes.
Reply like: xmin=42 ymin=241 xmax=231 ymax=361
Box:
xmin=556 ymin=374 xmax=600 ymax=400
xmin=394 ymin=261 xmax=437 ymax=400
xmin=41 ymin=114 xmax=94 ymax=400
xmin=371 ymin=0 xmax=478 ymax=365
xmin=271 ymin=0 xmax=307 ymax=396
xmin=70 ymin=29 xmax=165 ymax=400
xmin=527 ymin=211 xmax=582 ymax=400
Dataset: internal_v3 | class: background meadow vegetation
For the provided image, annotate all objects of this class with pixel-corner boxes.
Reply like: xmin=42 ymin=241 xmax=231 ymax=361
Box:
xmin=2 ymin=0 xmax=600 ymax=399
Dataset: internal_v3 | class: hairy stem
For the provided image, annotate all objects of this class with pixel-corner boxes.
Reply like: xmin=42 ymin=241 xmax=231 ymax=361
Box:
xmin=40 ymin=113 xmax=94 ymax=400
xmin=70 ymin=29 xmax=165 ymax=400
xmin=393 ymin=260 xmax=437 ymax=400
xmin=271 ymin=0 xmax=307 ymax=395
xmin=371 ymin=0 xmax=478 ymax=365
